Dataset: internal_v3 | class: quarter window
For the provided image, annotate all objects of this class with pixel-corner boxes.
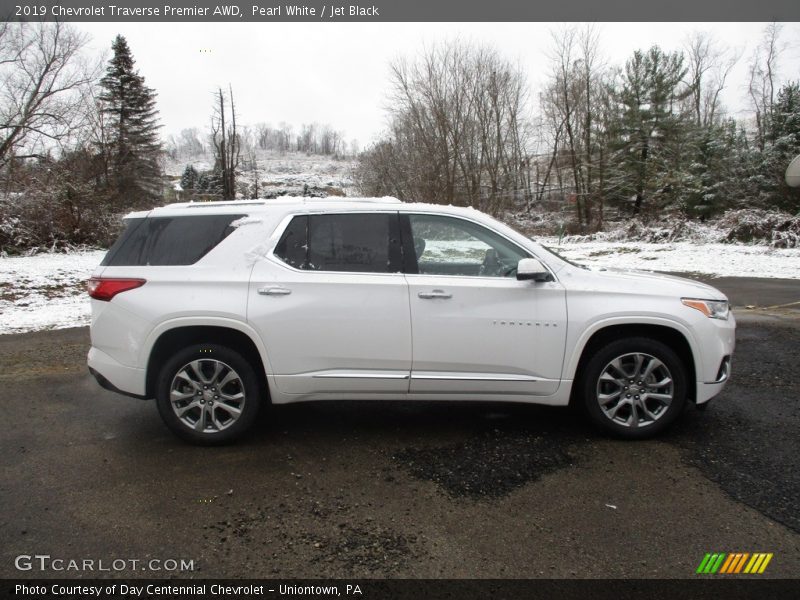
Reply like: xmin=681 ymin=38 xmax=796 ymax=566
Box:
xmin=101 ymin=214 xmax=244 ymax=266
xmin=407 ymin=214 xmax=529 ymax=277
xmin=274 ymin=213 xmax=402 ymax=274
xmin=273 ymin=215 xmax=308 ymax=269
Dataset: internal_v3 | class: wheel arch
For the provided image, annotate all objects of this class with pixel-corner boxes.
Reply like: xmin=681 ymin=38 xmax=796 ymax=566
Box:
xmin=567 ymin=321 xmax=698 ymax=405
xmin=144 ymin=320 xmax=271 ymax=400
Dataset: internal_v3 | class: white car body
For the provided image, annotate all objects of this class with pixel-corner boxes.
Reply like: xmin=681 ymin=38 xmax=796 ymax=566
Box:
xmin=88 ymin=198 xmax=735 ymax=438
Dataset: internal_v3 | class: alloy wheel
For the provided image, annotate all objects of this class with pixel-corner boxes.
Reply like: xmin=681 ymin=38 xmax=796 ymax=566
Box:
xmin=169 ymin=359 xmax=246 ymax=433
xmin=595 ymin=352 xmax=674 ymax=428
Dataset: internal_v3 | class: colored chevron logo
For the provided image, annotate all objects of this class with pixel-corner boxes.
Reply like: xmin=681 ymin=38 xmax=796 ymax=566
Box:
xmin=696 ymin=552 xmax=773 ymax=574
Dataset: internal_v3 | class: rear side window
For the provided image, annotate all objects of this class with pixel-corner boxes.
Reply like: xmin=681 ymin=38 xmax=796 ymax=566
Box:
xmin=274 ymin=213 xmax=402 ymax=273
xmin=101 ymin=214 xmax=244 ymax=266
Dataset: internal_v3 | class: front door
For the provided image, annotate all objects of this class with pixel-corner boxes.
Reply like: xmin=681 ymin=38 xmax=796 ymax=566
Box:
xmin=403 ymin=213 xmax=567 ymax=396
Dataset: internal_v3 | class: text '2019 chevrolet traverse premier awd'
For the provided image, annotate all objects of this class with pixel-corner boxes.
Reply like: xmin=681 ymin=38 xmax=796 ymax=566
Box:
xmin=88 ymin=198 xmax=735 ymax=444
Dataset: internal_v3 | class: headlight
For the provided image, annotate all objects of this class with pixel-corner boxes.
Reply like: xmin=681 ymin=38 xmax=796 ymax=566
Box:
xmin=682 ymin=298 xmax=730 ymax=320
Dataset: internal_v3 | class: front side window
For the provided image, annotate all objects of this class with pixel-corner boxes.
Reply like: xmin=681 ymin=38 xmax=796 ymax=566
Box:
xmin=274 ymin=213 xmax=402 ymax=273
xmin=407 ymin=214 xmax=529 ymax=277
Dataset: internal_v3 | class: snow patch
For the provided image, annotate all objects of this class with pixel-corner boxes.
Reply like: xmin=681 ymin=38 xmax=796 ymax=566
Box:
xmin=0 ymin=250 xmax=105 ymax=334
xmin=244 ymin=243 xmax=273 ymax=265
xmin=538 ymin=238 xmax=800 ymax=279
xmin=230 ymin=216 xmax=264 ymax=228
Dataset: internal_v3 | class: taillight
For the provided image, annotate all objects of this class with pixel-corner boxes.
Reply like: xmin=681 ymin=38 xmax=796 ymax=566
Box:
xmin=87 ymin=277 xmax=146 ymax=301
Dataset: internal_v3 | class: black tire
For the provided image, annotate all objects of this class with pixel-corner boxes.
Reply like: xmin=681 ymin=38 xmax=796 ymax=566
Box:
xmin=155 ymin=343 xmax=262 ymax=445
xmin=579 ymin=337 xmax=687 ymax=439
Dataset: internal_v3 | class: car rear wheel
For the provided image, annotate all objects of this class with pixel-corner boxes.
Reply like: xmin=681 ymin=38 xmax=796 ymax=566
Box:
xmin=155 ymin=344 xmax=261 ymax=445
xmin=580 ymin=337 xmax=687 ymax=439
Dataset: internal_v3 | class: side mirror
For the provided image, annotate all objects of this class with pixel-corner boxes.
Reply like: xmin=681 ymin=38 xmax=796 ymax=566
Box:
xmin=517 ymin=258 xmax=552 ymax=282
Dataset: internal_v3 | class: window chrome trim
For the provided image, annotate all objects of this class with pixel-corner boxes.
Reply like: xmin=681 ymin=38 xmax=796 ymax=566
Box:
xmin=266 ymin=211 xmax=406 ymax=277
xmin=264 ymin=209 xmax=559 ymax=283
xmin=403 ymin=211 xmax=559 ymax=283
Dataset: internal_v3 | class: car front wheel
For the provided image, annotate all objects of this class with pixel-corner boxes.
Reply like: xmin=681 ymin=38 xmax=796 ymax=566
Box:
xmin=580 ymin=337 xmax=688 ymax=439
xmin=155 ymin=344 xmax=261 ymax=445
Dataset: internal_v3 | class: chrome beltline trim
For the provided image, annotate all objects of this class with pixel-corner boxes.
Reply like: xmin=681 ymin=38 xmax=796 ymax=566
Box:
xmin=311 ymin=372 xmax=410 ymax=380
xmin=411 ymin=374 xmax=539 ymax=382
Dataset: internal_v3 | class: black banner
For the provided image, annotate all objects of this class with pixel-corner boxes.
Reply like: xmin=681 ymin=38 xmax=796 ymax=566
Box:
xmin=2 ymin=0 xmax=800 ymax=22
xmin=5 ymin=579 xmax=800 ymax=600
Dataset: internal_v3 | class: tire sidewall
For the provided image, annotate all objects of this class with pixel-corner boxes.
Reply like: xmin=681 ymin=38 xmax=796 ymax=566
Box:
xmin=155 ymin=343 xmax=261 ymax=445
xmin=581 ymin=337 xmax=688 ymax=439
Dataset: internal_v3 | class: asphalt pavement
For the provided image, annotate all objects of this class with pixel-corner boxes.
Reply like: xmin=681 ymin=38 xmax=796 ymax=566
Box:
xmin=1 ymin=276 xmax=798 ymax=579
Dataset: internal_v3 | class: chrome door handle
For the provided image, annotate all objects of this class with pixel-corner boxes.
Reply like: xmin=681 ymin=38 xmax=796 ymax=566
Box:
xmin=418 ymin=290 xmax=452 ymax=299
xmin=258 ymin=286 xmax=292 ymax=296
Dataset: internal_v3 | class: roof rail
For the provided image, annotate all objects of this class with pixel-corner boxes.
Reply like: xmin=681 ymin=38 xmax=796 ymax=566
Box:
xmin=164 ymin=196 xmax=403 ymax=209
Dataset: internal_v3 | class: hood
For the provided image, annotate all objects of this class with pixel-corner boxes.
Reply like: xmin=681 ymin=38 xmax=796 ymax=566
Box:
xmin=564 ymin=267 xmax=728 ymax=301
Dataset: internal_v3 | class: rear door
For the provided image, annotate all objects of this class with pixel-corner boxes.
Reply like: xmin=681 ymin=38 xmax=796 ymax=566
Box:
xmin=248 ymin=212 xmax=412 ymax=396
xmin=403 ymin=213 xmax=567 ymax=396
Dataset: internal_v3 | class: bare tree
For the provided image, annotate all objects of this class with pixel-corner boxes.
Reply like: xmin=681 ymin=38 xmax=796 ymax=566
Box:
xmin=176 ymin=127 xmax=205 ymax=156
xmin=0 ymin=22 xmax=97 ymax=168
xmin=78 ymin=84 xmax=113 ymax=183
xmin=540 ymin=25 xmax=607 ymax=227
xmin=748 ymin=23 xmax=783 ymax=151
xmin=358 ymin=40 xmax=530 ymax=213
xmin=254 ymin=122 xmax=270 ymax=150
xmin=210 ymin=85 xmax=240 ymax=200
xmin=684 ymin=31 xmax=739 ymax=127
xmin=546 ymin=27 xmax=584 ymax=224
xmin=277 ymin=122 xmax=293 ymax=152
xmin=246 ymin=148 xmax=260 ymax=199
xmin=578 ymin=25 xmax=602 ymax=226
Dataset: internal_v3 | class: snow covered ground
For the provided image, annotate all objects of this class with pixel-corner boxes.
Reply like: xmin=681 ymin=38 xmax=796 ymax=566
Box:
xmin=0 ymin=250 xmax=105 ymax=335
xmin=537 ymin=238 xmax=800 ymax=280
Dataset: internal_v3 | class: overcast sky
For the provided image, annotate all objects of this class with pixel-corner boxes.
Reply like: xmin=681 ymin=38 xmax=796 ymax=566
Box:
xmin=78 ymin=22 xmax=800 ymax=147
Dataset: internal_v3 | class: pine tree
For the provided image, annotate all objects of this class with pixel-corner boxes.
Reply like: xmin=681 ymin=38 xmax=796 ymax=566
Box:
xmin=682 ymin=119 xmax=742 ymax=218
xmin=99 ymin=35 xmax=162 ymax=206
xmin=610 ymin=47 xmax=692 ymax=216
xmin=196 ymin=170 xmax=223 ymax=197
xmin=761 ymin=82 xmax=800 ymax=211
xmin=180 ymin=165 xmax=199 ymax=190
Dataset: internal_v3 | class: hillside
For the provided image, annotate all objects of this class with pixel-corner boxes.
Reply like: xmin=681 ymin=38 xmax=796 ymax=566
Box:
xmin=165 ymin=150 xmax=357 ymax=199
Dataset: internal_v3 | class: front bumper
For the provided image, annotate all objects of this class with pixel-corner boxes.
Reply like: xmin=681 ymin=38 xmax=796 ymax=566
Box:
xmin=697 ymin=379 xmax=728 ymax=404
xmin=695 ymin=315 xmax=736 ymax=405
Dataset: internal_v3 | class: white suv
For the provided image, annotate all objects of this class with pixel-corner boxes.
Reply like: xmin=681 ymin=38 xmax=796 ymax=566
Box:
xmin=88 ymin=198 xmax=735 ymax=444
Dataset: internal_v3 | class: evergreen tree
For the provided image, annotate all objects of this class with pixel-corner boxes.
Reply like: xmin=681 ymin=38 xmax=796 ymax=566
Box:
xmin=99 ymin=35 xmax=162 ymax=206
xmin=761 ymin=82 xmax=800 ymax=211
xmin=180 ymin=165 xmax=199 ymax=190
xmin=196 ymin=170 xmax=223 ymax=197
xmin=682 ymin=119 xmax=743 ymax=218
xmin=610 ymin=47 xmax=692 ymax=216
